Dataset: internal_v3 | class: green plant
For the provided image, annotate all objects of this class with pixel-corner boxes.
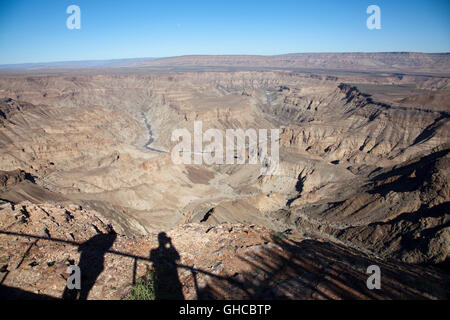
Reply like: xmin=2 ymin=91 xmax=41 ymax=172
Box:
xmin=128 ymin=269 xmax=156 ymax=300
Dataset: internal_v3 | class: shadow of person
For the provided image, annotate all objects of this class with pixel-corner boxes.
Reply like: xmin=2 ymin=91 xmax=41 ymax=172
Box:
xmin=62 ymin=232 xmax=116 ymax=300
xmin=149 ymin=232 xmax=184 ymax=300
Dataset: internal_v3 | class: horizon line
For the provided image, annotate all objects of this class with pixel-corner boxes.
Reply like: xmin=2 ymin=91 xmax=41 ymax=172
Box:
xmin=1 ymin=51 xmax=450 ymax=68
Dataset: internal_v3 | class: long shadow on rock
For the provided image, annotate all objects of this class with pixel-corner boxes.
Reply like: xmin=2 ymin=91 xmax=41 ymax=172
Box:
xmin=149 ymin=232 xmax=184 ymax=300
xmin=196 ymin=236 xmax=450 ymax=300
xmin=62 ymin=232 xmax=117 ymax=300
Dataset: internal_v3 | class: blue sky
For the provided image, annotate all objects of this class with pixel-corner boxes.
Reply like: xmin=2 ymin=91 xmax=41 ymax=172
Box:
xmin=0 ymin=0 xmax=449 ymax=64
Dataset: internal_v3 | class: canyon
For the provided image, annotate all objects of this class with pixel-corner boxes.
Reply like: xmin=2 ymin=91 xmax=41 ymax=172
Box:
xmin=0 ymin=53 xmax=449 ymax=299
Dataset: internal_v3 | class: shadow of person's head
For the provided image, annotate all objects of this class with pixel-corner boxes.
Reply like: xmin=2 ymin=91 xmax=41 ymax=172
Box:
xmin=78 ymin=232 xmax=117 ymax=252
xmin=157 ymin=232 xmax=171 ymax=248
xmin=153 ymin=232 xmax=180 ymax=263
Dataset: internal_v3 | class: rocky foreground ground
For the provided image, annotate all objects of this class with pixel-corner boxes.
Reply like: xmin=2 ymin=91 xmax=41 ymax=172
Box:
xmin=0 ymin=201 xmax=448 ymax=300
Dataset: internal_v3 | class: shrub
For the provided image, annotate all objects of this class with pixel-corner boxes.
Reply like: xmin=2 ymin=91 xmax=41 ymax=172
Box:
xmin=128 ymin=269 xmax=156 ymax=300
